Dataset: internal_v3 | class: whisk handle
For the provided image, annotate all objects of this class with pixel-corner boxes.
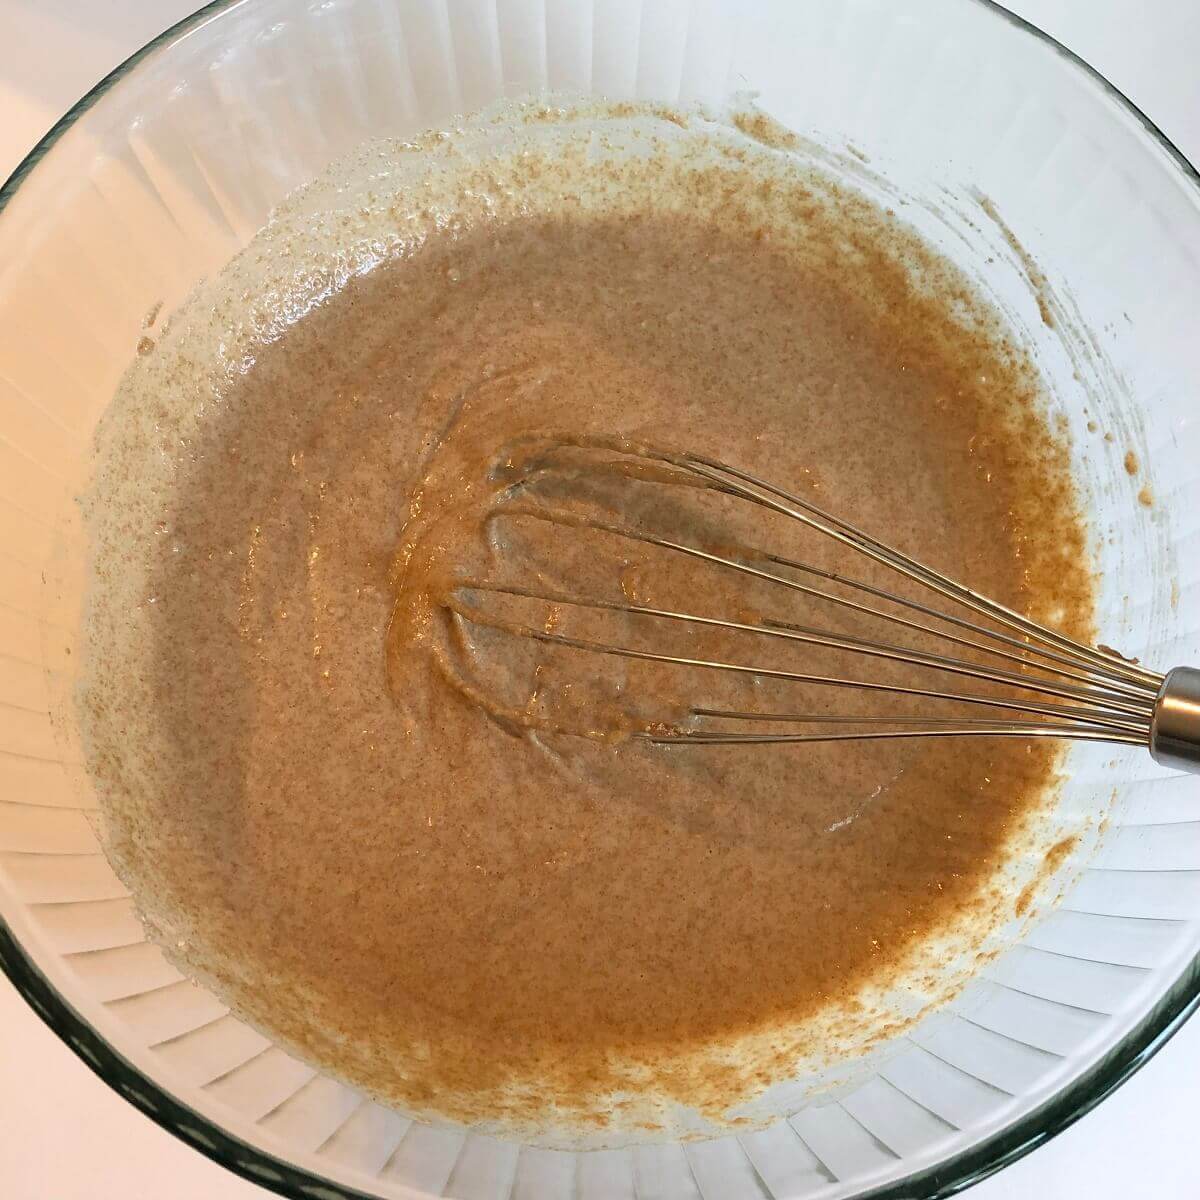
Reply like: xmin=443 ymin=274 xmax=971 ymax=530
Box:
xmin=1150 ymin=667 xmax=1200 ymax=774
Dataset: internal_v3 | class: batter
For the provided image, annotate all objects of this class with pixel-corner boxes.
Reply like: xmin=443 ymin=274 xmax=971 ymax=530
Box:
xmin=80 ymin=100 xmax=1092 ymax=1143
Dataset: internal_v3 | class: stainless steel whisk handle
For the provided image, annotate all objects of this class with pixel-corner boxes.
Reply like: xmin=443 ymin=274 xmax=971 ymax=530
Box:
xmin=1150 ymin=667 xmax=1200 ymax=774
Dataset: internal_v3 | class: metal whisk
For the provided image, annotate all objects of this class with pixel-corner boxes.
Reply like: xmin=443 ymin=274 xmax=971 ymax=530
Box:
xmin=443 ymin=438 xmax=1200 ymax=775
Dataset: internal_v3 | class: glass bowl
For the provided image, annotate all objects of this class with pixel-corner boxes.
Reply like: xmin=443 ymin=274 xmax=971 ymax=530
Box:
xmin=2 ymin=1 xmax=1199 ymax=1197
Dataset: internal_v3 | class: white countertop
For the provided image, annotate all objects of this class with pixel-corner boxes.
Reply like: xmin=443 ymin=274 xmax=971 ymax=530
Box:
xmin=1 ymin=2 xmax=1197 ymax=1196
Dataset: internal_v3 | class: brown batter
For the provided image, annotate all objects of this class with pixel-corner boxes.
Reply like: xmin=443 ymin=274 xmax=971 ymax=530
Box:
xmin=80 ymin=100 xmax=1092 ymax=1143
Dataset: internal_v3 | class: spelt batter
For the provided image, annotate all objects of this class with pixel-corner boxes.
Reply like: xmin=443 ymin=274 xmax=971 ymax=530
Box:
xmin=81 ymin=100 xmax=1092 ymax=1143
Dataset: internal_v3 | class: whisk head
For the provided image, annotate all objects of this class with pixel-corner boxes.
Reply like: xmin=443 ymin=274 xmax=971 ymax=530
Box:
xmin=410 ymin=435 xmax=1165 ymax=754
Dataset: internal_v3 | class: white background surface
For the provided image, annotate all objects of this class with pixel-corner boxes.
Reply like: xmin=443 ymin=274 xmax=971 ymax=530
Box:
xmin=1 ymin=2 xmax=1198 ymax=1197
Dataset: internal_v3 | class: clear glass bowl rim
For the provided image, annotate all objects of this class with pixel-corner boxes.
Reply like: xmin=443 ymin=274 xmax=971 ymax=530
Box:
xmin=1 ymin=2 xmax=1198 ymax=1197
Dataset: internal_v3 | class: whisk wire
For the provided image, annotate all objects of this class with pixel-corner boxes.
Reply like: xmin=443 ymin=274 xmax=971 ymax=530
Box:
xmin=496 ymin=505 xmax=1156 ymax=701
xmin=454 ymin=579 xmax=1153 ymax=720
xmin=642 ymin=726 xmax=1149 ymax=748
xmin=763 ymin=552 xmax=1155 ymax=698
xmin=447 ymin=589 xmax=1148 ymax=737
xmin=436 ymin=441 xmax=1194 ymax=757
xmin=680 ymin=452 xmax=1162 ymax=690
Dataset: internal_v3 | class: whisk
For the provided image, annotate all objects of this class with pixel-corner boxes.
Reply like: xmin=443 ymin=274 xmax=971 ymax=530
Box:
xmin=442 ymin=438 xmax=1200 ymax=775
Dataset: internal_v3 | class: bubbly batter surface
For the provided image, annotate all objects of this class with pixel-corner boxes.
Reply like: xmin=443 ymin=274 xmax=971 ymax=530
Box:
xmin=81 ymin=101 xmax=1092 ymax=1143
